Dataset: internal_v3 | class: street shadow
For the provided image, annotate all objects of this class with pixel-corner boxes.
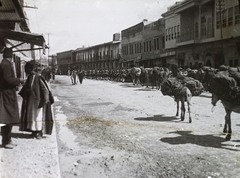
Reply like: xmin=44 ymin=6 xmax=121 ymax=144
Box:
xmin=134 ymin=88 xmax=155 ymax=91
xmin=135 ymin=114 xmax=182 ymax=123
xmin=119 ymin=83 xmax=142 ymax=88
xmin=160 ymin=130 xmax=240 ymax=151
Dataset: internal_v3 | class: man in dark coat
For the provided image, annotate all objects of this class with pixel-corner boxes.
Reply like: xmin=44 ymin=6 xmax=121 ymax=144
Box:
xmin=0 ymin=47 xmax=24 ymax=149
xmin=77 ymin=70 xmax=84 ymax=84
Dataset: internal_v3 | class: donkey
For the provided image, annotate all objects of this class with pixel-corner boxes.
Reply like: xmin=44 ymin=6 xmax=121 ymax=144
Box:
xmin=210 ymin=72 xmax=240 ymax=140
xmin=161 ymin=79 xmax=192 ymax=123
xmin=211 ymin=92 xmax=240 ymax=141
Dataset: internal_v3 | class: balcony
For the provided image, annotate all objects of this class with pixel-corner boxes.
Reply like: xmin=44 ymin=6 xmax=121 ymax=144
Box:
xmin=176 ymin=28 xmax=214 ymax=46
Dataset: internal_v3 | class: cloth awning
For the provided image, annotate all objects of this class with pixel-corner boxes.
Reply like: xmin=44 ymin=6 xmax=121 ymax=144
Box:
xmin=0 ymin=28 xmax=47 ymax=47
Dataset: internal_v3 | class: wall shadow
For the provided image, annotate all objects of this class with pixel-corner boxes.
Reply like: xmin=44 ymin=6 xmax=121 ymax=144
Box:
xmin=135 ymin=114 xmax=181 ymax=123
xmin=160 ymin=130 xmax=240 ymax=151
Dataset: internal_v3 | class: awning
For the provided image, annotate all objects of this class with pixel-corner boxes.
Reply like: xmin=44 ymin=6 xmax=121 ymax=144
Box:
xmin=0 ymin=28 xmax=47 ymax=47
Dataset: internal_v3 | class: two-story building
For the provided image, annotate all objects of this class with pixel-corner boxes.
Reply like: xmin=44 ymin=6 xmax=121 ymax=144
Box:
xmin=71 ymin=33 xmax=121 ymax=71
xmin=162 ymin=0 xmax=240 ymax=68
xmin=121 ymin=18 xmax=169 ymax=68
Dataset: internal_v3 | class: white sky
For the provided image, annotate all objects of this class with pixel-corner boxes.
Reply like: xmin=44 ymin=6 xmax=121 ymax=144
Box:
xmin=24 ymin=0 xmax=177 ymax=55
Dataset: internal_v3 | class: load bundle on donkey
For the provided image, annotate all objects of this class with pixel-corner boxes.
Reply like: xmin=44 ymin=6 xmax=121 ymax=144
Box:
xmin=209 ymin=73 xmax=240 ymax=105
xmin=177 ymin=77 xmax=204 ymax=96
xmin=228 ymin=67 xmax=240 ymax=86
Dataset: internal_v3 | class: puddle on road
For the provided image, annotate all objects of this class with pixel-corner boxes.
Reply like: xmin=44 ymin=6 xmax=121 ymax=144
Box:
xmin=55 ymin=103 xmax=78 ymax=149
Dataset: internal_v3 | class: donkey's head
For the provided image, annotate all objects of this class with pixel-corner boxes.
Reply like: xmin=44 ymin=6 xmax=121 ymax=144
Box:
xmin=211 ymin=93 xmax=220 ymax=106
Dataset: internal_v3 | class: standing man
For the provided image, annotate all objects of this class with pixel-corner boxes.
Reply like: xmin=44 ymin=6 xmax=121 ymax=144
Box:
xmin=0 ymin=47 xmax=24 ymax=149
xmin=77 ymin=70 xmax=84 ymax=84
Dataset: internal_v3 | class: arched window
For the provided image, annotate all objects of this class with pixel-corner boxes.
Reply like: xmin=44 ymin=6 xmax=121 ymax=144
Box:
xmin=195 ymin=22 xmax=199 ymax=38
xmin=201 ymin=16 xmax=206 ymax=38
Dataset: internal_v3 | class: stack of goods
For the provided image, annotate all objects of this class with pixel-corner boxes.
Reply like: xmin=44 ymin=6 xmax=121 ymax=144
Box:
xmin=177 ymin=77 xmax=204 ymax=96
xmin=228 ymin=67 xmax=240 ymax=86
xmin=161 ymin=78 xmax=184 ymax=96
xmin=209 ymin=73 xmax=240 ymax=105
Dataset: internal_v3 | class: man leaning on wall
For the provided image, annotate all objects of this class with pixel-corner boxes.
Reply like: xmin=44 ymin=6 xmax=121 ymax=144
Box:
xmin=0 ymin=47 xmax=25 ymax=149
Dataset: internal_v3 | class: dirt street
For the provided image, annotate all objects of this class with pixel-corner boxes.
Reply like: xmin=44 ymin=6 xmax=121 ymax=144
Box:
xmin=52 ymin=75 xmax=240 ymax=178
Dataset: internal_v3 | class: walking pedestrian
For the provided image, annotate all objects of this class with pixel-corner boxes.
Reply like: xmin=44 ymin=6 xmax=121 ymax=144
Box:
xmin=77 ymin=70 xmax=84 ymax=84
xmin=0 ymin=47 xmax=25 ymax=149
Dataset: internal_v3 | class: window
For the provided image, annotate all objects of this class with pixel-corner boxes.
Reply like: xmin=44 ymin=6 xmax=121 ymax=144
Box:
xmin=216 ymin=11 xmax=221 ymax=29
xmin=174 ymin=26 xmax=176 ymax=39
xmin=166 ymin=29 xmax=168 ymax=41
xmin=222 ymin=9 xmax=227 ymax=27
xmin=228 ymin=7 xmax=233 ymax=26
xmin=129 ymin=44 xmax=133 ymax=54
xmin=146 ymin=41 xmax=149 ymax=52
xmin=207 ymin=17 xmax=213 ymax=37
xmin=229 ymin=60 xmax=233 ymax=67
xmin=177 ymin=25 xmax=180 ymax=38
xmin=235 ymin=5 xmax=240 ymax=24
xmin=149 ymin=41 xmax=152 ymax=51
xmin=201 ymin=16 xmax=207 ymax=38
xmin=111 ymin=50 xmax=113 ymax=58
xmin=195 ymin=22 xmax=199 ymax=38
xmin=234 ymin=59 xmax=239 ymax=67
xmin=154 ymin=37 xmax=159 ymax=50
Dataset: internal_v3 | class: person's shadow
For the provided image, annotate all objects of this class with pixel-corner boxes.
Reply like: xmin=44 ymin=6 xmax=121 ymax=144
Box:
xmin=160 ymin=130 xmax=240 ymax=151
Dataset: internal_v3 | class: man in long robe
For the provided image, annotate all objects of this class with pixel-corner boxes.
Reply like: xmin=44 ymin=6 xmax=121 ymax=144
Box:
xmin=0 ymin=48 xmax=25 ymax=149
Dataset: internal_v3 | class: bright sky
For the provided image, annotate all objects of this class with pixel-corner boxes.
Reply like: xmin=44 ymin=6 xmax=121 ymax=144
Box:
xmin=24 ymin=0 xmax=177 ymax=55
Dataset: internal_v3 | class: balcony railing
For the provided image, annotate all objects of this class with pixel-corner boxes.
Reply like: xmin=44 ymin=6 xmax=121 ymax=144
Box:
xmin=176 ymin=29 xmax=214 ymax=44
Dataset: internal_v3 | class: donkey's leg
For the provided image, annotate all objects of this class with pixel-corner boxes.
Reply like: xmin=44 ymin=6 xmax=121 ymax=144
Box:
xmin=180 ymin=101 xmax=185 ymax=121
xmin=223 ymin=114 xmax=228 ymax=133
xmin=176 ymin=100 xmax=179 ymax=117
xmin=187 ymin=101 xmax=192 ymax=123
xmin=225 ymin=108 xmax=232 ymax=140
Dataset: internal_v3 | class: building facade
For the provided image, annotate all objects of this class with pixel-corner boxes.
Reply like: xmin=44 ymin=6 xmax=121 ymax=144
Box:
xmin=162 ymin=0 xmax=240 ymax=68
xmin=56 ymin=50 xmax=73 ymax=75
xmin=71 ymin=34 xmax=121 ymax=71
xmin=55 ymin=0 xmax=240 ymax=72
xmin=140 ymin=18 xmax=166 ymax=67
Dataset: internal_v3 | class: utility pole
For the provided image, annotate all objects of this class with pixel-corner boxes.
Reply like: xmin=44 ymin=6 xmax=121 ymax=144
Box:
xmin=216 ymin=0 xmax=225 ymax=65
xmin=46 ymin=33 xmax=51 ymax=67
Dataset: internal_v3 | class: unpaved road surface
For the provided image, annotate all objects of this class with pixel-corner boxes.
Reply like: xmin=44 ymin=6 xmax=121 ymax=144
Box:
xmin=52 ymin=75 xmax=240 ymax=178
